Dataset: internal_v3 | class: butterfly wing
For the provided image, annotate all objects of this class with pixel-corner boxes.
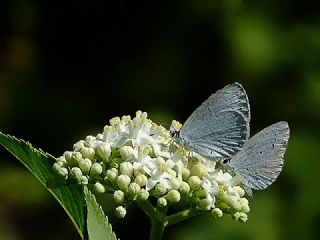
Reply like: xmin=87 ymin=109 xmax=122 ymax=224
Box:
xmin=179 ymin=82 xmax=250 ymax=160
xmin=229 ymin=121 xmax=290 ymax=194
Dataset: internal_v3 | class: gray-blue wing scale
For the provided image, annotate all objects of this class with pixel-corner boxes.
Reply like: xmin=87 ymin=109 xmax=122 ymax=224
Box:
xmin=178 ymin=83 xmax=250 ymax=160
xmin=229 ymin=121 xmax=290 ymax=194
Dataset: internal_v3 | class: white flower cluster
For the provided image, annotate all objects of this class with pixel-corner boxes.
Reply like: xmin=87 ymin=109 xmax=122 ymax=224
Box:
xmin=53 ymin=111 xmax=250 ymax=222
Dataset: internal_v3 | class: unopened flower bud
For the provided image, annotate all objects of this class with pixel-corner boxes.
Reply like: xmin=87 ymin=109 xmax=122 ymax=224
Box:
xmin=167 ymin=169 xmax=177 ymax=178
xmin=78 ymin=176 xmax=88 ymax=185
xmin=56 ymin=156 xmax=67 ymax=166
xmin=117 ymin=174 xmax=131 ymax=190
xmin=191 ymin=163 xmax=207 ymax=178
xmin=233 ymin=212 xmax=248 ymax=222
xmin=113 ymin=190 xmax=125 ymax=204
xmin=165 ymin=190 xmax=181 ymax=203
xmin=188 ymin=176 xmax=201 ymax=190
xmin=137 ymin=188 xmax=149 ymax=200
xmin=106 ymin=168 xmax=118 ymax=182
xmin=64 ymin=151 xmax=78 ymax=166
xmin=198 ymin=198 xmax=211 ymax=210
xmin=182 ymin=168 xmax=190 ymax=181
xmin=240 ymin=198 xmax=250 ymax=213
xmin=120 ymin=162 xmax=133 ymax=177
xmin=212 ymin=208 xmax=223 ymax=218
xmin=157 ymin=197 xmax=167 ymax=207
xmin=179 ymin=181 xmax=190 ymax=194
xmin=155 ymin=183 xmax=168 ymax=196
xmin=96 ymin=143 xmax=111 ymax=162
xmin=115 ymin=206 xmax=126 ymax=218
xmin=169 ymin=178 xmax=181 ymax=190
xmin=70 ymin=167 xmax=83 ymax=179
xmin=234 ymin=186 xmax=245 ymax=197
xmin=119 ymin=146 xmax=135 ymax=160
xmin=226 ymin=195 xmax=242 ymax=211
xmin=90 ymin=163 xmax=103 ymax=176
xmin=134 ymin=174 xmax=148 ymax=186
xmin=80 ymin=147 xmax=95 ymax=160
xmin=155 ymin=157 xmax=166 ymax=166
xmin=128 ymin=183 xmax=141 ymax=196
xmin=73 ymin=140 xmax=85 ymax=151
xmin=66 ymin=151 xmax=83 ymax=167
xmin=78 ymin=158 xmax=92 ymax=174
xmin=53 ymin=163 xmax=68 ymax=179
xmin=85 ymin=135 xmax=96 ymax=145
xmin=93 ymin=182 xmax=105 ymax=193
xmin=96 ymin=133 xmax=103 ymax=140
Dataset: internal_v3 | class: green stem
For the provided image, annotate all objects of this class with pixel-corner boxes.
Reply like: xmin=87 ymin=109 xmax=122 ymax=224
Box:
xmin=165 ymin=208 xmax=202 ymax=227
xmin=137 ymin=200 xmax=166 ymax=240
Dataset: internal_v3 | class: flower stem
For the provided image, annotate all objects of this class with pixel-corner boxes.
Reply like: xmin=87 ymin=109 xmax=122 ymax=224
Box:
xmin=165 ymin=208 xmax=202 ymax=227
xmin=137 ymin=200 xmax=166 ymax=240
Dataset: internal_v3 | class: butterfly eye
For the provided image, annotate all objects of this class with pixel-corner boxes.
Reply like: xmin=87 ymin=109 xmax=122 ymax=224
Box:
xmin=171 ymin=130 xmax=178 ymax=138
xmin=223 ymin=158 xmax=230 ymax=164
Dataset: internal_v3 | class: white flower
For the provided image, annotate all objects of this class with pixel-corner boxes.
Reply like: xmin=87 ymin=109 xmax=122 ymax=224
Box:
xmin=55 ymin=111 xmax=250 ymax=221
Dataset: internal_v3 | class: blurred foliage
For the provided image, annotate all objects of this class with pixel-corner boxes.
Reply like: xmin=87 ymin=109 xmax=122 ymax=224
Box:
xmin=0 ymin=0 xmax=319 ymax=239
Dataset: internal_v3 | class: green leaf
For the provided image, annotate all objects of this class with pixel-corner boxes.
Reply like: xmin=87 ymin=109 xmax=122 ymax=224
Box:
xmin=0 ymin=132 xmax=85 ymax=238
xmin=85 ymin=186 xmax=117 ymax=240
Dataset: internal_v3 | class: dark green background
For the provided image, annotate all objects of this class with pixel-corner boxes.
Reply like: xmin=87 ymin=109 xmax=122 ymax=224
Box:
xmin=1 ymin=1 xmax=319 ymax=239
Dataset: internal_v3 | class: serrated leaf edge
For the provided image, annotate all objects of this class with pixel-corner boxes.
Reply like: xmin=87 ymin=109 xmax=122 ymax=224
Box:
xmin=84 ymin=186 xmax=118 ymax=240
xmin=0 ymin=132 xmax=85 ymax=238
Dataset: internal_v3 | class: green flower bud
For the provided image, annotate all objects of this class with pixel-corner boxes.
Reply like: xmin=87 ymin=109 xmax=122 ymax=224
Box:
xmin=165 ymin=190 xmax=181 ymax=203
xmin=73 ymin=140 xmax=85 ymax=151
xmin=188 ymin=176 xmax=201 ymax=190
xmin=117 ymin=174 xmax=131 ymax=190
xmin=169 ymin=178 xmax=181 ymax=190
xmin=134 ymin=174 xmax=148 ymax=186
xmin=128 ymin=183 xmax=141 ymax=197
xmin=64 ymin=151 xmax=78 ymax=166
xmin=211 ymin=208 xmax=223 ymax=218
xmin=115 ymin=206 xmax=127 ymax=218
xmin=119 ymin=146 xmax=135 ymax=160
xmin=225 ymin=196 xmax=242 ymax=211
xmin=80 ymin=147 xmax=95 ymax=160
xmin=70 ymin=167 xmax=83 ymax=179
xmin=234 ymin=186 xmax=245 ymax=197
xmin=113 ymin=190 xmax=125 ymax=204
xmin=191 ymin=163 xmax=207 ymax=178
xmin=167 ymin=169 xmax=177 ymax=178
xmin=106 ymin=168 xmax=118 ymax=182
xmin=137 ymin=188 xmax=149 ymax=200
xmin=90 ymin=163 xmax=103 ymax=176
xmin=85 ymin=135 xmax=96 ymax=145
xmin=53 ymin=163 xmax=68 ymax=179
xmin=78 ymin=158 xmax=92 ymax=174
xmin=198 ymin=198 xmax=211 ymax=210
xmin=157 ymin=197 xmax=167 ymax=207
xmin=96 ymin=133 xmax=103 ymax=140
xmin=93 ymin=182 xmax=105 ymax=193
xmin=56 ymin=156 xmax=67 ymax=167
xmin=233 ymin=212 xmax=248 ymax=222
xmin=240 ymin=198 xmax=250 ymax=213
xmin=179 ymin=181 xmax=190 ymax=194
xmin=110 ymin=117 xmax=121 ymax=126
xmin=182 ymin=168 xmax=190 ymax=181
xmin=155 ymin=157 xmax=166 ymax=166
xmin=96 ymin=143 xmax=111 ymax=162
xmin=195 ymin=189 xmax=207 ymax=199
xmin=155 ymin=183 xmax=168 ymax=196
xmin=78 ymin=176 xmax=88 ymax=185
xmin=120 ymin=162 xmax=133 ymax=177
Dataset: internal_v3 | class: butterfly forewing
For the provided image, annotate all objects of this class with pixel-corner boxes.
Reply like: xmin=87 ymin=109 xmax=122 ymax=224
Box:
xmin=179 ymin=83 xmax=250 ymax=160
xmin=229 ymin=121 xmax=290 ymax=191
